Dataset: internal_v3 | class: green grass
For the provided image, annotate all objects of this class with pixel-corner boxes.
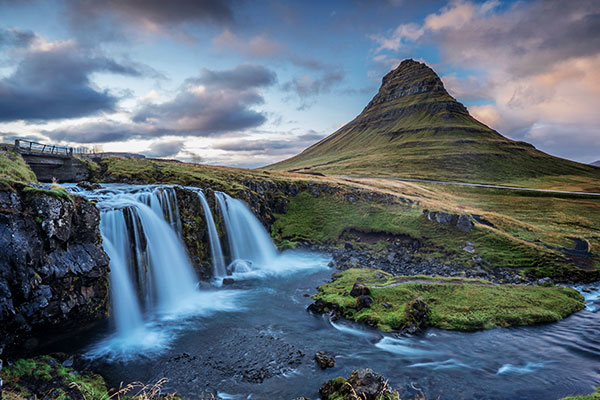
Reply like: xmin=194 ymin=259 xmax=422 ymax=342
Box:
xmin=0 ymin=151 xmax=37 ymax=190
xmin=23 ymin=184 xmax=72 ymax=201
xmin=271 ymin=190 xmax=595 ymax=277
xmin=0 ymin=356 xmax=110 ymax=400
xmin=561 ymin=389 xmax=600 ymax=400
xmin=313 ymin=268 xmax=585 ymax=331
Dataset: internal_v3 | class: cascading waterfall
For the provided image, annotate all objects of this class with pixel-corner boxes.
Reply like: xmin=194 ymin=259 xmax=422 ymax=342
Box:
xmin=215 ymin=192 xmax=278 ymax=272
xmin=197 ymin=191 xmax=227 ymax=279
xmin=84 ymin=186 xmax=199 ymax=337
xmin=99 ymin=211 xmax=144 ymax=337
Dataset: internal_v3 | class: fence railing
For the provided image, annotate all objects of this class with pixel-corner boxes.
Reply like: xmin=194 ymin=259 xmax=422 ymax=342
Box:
xmin=14 ymin=139 xmax=90 ymax=156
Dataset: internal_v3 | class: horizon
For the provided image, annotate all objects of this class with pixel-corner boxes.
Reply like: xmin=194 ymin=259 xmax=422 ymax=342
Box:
xmin=1 ymin=0 xmax=599 ymax=168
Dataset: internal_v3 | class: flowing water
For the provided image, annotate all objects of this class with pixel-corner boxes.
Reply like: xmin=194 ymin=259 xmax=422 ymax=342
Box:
xmin=68 ymin=184 xmax=600 ymax=399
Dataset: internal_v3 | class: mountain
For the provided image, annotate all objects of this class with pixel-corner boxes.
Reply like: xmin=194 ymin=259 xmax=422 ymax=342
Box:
xmin=268 ymin=59 xmax=599 ymax=186
xmin=592 ymin=160 xmax=600 ymax=167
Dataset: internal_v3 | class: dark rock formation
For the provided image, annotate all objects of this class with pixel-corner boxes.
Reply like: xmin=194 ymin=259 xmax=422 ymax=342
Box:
xmin=424 ymin=210 xmax=474 ymax=232
xmin=314 ymin=351 xmax=335 ymax=369
xmin=404 ymin=297 xmax=430 ymax=334
xmin=356 ymin=295 xmax=374 ymax=311
xmin=350 ymin=282 xmax=371 ymax=297
xmin=0 ymin=189 xmax=109 ymax=356
xmin=319 ymin=368 xmax=397 ymax=400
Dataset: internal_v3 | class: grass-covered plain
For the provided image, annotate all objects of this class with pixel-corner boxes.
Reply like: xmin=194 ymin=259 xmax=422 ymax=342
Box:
xmin=313 ymin=268 xmax=585 ymax=331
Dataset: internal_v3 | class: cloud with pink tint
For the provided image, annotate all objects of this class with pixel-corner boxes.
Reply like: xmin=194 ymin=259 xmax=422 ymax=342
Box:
xmin=212 ymin=29 xmax=283 ymax=58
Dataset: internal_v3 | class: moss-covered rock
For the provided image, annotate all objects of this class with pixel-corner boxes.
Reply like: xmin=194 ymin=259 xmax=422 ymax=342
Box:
xmin=310 ymin=268 xmax=585 ymax=332
xmin=319 ymin=368 xmax=399 ymax=400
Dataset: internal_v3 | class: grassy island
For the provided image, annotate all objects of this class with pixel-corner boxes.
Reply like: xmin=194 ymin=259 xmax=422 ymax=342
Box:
xmin=313 ymin=268 xmax=585 ymax=331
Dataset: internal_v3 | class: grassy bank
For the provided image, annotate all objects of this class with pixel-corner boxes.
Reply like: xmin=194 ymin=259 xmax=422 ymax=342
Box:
xmin=313 ymin=268 xmax=585 ymax=331
xmin=0 ymin=356 xmax=181 ymax=400
xmin=0 ymin=151 xmax=37 ymax=190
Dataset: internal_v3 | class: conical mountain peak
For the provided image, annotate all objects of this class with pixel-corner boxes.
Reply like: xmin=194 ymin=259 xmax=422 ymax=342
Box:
xmin=366 ymin=59 xmax=452 ymax=110
xmin=268 ymin=59 xmax=599 ymax=185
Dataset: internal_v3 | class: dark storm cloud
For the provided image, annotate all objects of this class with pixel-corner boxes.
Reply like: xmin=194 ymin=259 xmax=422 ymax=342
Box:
xmin=0 ymin=42 xmax=151 ymax=122
xmin=144 ymin=140 xmax=186 ymax=158
xmin=188 ymin=64 xmax=277 ymax=90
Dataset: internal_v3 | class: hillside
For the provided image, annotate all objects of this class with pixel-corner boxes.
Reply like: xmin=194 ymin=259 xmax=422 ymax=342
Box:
xmin=268 ymin=60 xmax=600 ymax=189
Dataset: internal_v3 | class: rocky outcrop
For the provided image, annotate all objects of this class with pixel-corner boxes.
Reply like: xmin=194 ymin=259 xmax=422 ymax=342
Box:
xmin=0 ymin=188 xmax=109 ymax=356
xmin=423 ymin=210 xmax=474 ymax=232
xmin=319 ymin=368 xmax=398 ymax=400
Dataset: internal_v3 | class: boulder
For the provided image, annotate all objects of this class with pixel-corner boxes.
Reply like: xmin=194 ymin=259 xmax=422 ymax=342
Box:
xmin=457 ymin=214 xmax=474 ymax=232
xmin=319 ymin=368 xmax=395 ymax=400
xmin=314 ymin=351 xmax=335 ymax=369
xmin=350 ymin=282 xmax=371 ymax=297
xmin=404 ymin=297 xmax=430 ymax=334
xmin=356 ymin=295 xmax=373 ymax=311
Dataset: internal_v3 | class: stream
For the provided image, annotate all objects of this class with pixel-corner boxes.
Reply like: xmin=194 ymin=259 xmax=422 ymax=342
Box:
xmin=66 ymin=184 xmax=600 ymax=400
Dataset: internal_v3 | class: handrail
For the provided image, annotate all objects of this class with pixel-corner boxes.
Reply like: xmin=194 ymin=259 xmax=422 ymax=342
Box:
xmin=14 ymin=139 xmax=90 ymax=156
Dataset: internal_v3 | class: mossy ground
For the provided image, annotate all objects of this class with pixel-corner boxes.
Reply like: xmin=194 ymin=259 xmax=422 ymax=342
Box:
xmin=271 ymin=189 xmax=600 ymax=280
xmin=313 ymin=268 xmax=585 ymax=331
xmin=0 ymin=151 xmax=37 ymax=190
xmin=1 ymin=355 xmax=110 ymax=400
xmin=0 ymin=356 xmax=181 ymax=400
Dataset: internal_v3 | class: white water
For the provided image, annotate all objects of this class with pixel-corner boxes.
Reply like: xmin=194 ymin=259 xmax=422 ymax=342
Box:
xmin=69 ymin=184 xmax=328 ymax=359
xmin=215 ymin=191 xmax=278 ymax=273
xmin=197 ymin=191 xmax=227 ymax=279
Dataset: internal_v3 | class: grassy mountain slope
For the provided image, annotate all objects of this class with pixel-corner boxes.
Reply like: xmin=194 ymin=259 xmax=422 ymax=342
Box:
xmin=268 ymin=60 xmax=600 ymax=190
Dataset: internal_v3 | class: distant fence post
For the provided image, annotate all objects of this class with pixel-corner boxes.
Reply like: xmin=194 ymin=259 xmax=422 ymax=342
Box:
xmin=14 ymin=139 xmax=20 ymax=150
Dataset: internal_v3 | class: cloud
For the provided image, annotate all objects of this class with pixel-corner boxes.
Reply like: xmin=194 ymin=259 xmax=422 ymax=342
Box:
xmin=212 ymin=29 xmax=283 ymax=58
xmin=133 ymin=64 xmax=276 ymax=135
xmin=65 ymin=0 xmax=236 ymax=40
xmin=282 ymin=70 xmax=345 ymax=98
xmin=0 ymin=38 xmax=151 ymax=122
xmin=370 ymin=0 xmax=600 ymax=162
xmin=0 ymin=28 xmax=36 ymax=48
xmin=188 ymin=63 xmax=277 ymax=90
xmin=144 ymin=139 xmax=186 ymax=158
xmin=208 ymin=130 xmax=326 ymax=168
xmin=44 ymin=64 xmax=276 ymax=143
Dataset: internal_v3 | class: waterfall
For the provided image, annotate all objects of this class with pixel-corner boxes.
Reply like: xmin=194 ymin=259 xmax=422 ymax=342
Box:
xmin=100 ymin=211 xmax=144 ymax=337
xmin=215 ymin=192 xmax=278 ymax=272
xmin=197 ymin=191 xmax=226 ymax=279
xmin=88 ymin=186 xmax=198 ymax=334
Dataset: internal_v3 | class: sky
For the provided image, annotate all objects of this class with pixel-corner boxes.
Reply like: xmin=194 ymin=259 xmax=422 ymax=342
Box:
xmin=0 ymin=0 xmax=599 ymax=167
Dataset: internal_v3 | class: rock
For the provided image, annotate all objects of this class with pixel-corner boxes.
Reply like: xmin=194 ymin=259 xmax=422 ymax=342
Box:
xmin=404 ymin=297 xmax=430 ymax=334
xmin=314 ymin=351 xmax=335 ymax=369
xmin=0 ymin=189 xmax=109 ymax=355
xmin=345 ymin=241 xmax=354 ymax=250
xmin=356 ymin=295 xmax=373 ymax=311
xmin=463 ymin=245 xmax=476 ymax=254
xmin=382 ymin=302 xmax=392 ymax=309
xmin=320 ymin=369 xmax=394 ymax=400
xmin=76 ymin=181 xmax=101 ymax=190
xmin=222 ymin=278 xmax=235 ymax=285
xmin=346 ymin=368 xmax=389 ymax=400
xmin=457 ymin=215 xmax=474 ymax=232
xmin=350 ymin=283 xmax=371 ymax=297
